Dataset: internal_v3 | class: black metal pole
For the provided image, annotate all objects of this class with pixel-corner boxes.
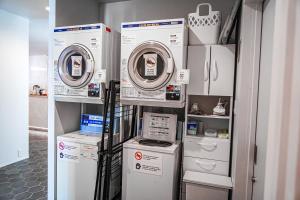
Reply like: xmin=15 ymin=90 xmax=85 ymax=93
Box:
xmin=94 ymin=87 xmax=110 ymax=200
xmin=129 ymin=106 xmax=137 ymax=139
xmin=103 ymin=80 xmax=117 ymax=200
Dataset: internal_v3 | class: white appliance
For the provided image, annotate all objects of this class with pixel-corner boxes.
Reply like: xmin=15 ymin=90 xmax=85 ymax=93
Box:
xmin=54 ymin=24 xmax=120 ymax=103
xmin=120 ymin=19 xmax=188 ymax=108
xmin=122 ymin=139 xmax=180 ymax=200
xmin=122 ymin=112 xmax=180 ymax=200
xmin=56 ymin=131 xmax=120 ymax=200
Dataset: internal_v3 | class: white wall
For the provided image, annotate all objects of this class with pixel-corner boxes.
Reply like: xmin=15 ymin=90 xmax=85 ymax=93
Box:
xmin=30 ymin=19 xmax=49 ymax=56
xmin=252 ymin=0 xmax=275 ymax=199
xmin=231 ymin=2 xmax=262 ymax=199
xmin=29 ymin=55 xmax=48 ymax=90
xmin=0 ymin=9 xmax=29 ymax=167
xmin=55 ymin=0 xmax=100 ymax=27
xmin=100 ymin=0 xmax=236 ymax=32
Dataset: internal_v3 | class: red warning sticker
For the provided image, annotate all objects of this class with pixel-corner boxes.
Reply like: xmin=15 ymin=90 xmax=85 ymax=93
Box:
xmin=133 ymin=150 xmax=162 ymax=176
xmin=135 ymin=151 xmax=142 ymax=160
xmin=106 ymin=27 xmax=111 ymax=32
xmin=59 ymin=142 xmax=65 ymax=150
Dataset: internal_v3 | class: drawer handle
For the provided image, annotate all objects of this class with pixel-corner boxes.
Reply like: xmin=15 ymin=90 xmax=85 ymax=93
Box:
xmin=197 ymin=142 xmax=217 ymax=151
xmin=195 ymin=160 xmax=217 ymax=171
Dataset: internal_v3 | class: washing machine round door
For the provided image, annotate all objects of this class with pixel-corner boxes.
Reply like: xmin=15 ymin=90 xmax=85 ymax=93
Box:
xmin=128 ymin=41 xmax=174 ymax=91
xmin=57 ymin=44 xmax=94 ymax=88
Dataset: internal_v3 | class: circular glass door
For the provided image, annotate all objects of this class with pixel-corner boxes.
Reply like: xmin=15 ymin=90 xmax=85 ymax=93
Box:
xmin=127 ymin=41 xmax=174 ymax=91
xmin=58 ymin=44 xmax=94 ymax=88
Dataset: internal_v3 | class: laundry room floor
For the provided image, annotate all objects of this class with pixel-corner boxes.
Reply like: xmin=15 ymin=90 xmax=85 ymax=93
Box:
xmin=0 ymin=131 xmax=48 ymax=200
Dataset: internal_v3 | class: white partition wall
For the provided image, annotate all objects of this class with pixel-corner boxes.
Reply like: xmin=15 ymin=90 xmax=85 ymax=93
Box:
xmin=48 ymin=0 xmax=101 ymax=199
xmin=0 ymin=9 xmax=29 ymax=167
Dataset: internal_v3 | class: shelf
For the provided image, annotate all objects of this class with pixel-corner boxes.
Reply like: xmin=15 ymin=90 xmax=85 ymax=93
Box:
xmin=187 ymin=114 xmax=230 ymax=120
xmin=54 ymin=96 xmax=104 ymax=104
xmin=185 ymin=135 xmax=230 ymax=140
xmin=183 ymin=171 xmax=232 ymax=189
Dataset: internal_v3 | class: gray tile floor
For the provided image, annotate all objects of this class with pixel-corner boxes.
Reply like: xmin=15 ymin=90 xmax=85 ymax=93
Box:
xmin=0 ymin=131 xmax=47 ymax=200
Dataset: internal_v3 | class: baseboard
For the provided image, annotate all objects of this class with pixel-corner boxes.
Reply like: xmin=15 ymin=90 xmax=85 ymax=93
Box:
xmin=29 ymin=126 xmax=48 ymax=132
xmin=0 ymin=156 xmax=29 ymax=168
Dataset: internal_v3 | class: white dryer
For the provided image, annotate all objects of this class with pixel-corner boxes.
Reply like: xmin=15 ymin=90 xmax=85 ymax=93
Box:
xmin=53 ymin=24 xmax=120 ymax=104
xmin=120 ymin=19 xmax=187 ymax=108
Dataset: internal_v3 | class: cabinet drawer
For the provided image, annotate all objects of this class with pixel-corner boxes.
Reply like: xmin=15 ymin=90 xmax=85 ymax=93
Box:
xmin=184 ymin=137 xmax=230 ymax=162
xmin=183 ymin=157 xmax=229 ymax=176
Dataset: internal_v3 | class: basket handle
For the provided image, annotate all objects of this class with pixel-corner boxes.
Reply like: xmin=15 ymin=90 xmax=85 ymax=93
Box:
xmin=196 ymin=3 xmax=212 ymax=16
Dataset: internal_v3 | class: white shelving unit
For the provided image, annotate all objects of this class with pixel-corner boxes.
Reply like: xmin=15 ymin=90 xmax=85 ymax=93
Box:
xmin=182 ymin=44 xmax=235 ymax=200
xmin=183 ymin=95 xmax=234 ymax=200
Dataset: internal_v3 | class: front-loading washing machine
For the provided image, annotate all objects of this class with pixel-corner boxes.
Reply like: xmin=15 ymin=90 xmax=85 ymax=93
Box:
xmin=120 ymin=19 xmax=187 ymax=108
xmin=53 ymin=23 xmax=120 ymax=104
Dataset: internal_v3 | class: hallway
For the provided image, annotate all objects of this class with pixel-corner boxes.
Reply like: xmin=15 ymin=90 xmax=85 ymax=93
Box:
xmin=0 ymin=131 xmax=47 ymax=200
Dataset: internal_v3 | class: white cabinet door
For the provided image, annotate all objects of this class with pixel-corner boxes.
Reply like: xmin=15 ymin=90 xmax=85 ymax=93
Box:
xmin=209 ymin=45 xmax=235 ymax=96
xmin=187 ymin=46 xmax=210 ymax=95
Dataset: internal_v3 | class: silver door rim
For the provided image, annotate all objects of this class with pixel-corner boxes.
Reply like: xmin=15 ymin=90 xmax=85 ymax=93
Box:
xmin=58 ymin=43 xmax=94 ymax=88
xmin=127 ymin=41 xmax=174 ymax=91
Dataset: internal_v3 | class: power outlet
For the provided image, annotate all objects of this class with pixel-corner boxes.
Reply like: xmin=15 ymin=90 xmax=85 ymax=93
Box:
xmin=17 ymin=149 xmax=22 ymax=158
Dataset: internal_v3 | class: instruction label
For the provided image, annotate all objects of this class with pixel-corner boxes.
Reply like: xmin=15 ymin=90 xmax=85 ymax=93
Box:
xmin=95 ymin=69 xmax=107 ymax=83
xmin=148 ymin=115 xmax=171 ymax=138
xmin=57 ymin=141 xmax=80 ymax=163
xmin=169 ymin=32 xmax=183 ymax=46
xmin=176 ymin=69 xmax=190 ymax=84
xmin=122 ymin=34 xmax=137 ymax=45
xmin=144 ymin=54 xmax=157 ymax=76
xmin=80 ymin=144 xmax=98 ymax=161
xmin=71 ymin=56 xmax=83 ymax=76
xmin=90 ymin=38 xmax=100 ymax=49
xmin=133 ymin=150 xmax=162 ymax=176
xmin=54 ymin=39 xmax=66 ymax=47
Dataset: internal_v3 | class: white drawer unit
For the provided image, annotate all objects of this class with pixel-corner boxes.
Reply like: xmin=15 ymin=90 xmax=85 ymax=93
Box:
xmin=183 ymin=157 xmax=229 ymax=176
xmin=184 ymin=137 xmax=230 ymax=162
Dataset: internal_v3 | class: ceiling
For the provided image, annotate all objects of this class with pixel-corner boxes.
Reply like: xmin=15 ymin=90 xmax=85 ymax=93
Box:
xmin=0 ymin=0 xmax=48 ymax=19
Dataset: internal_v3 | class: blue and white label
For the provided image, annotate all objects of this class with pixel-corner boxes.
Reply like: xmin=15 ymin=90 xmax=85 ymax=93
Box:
xmin=54 ymin=25 xmax=101 ymax=32
xmin=81 ymin=114 xmax=103 ymax=127
xmin=122 ymin=20 xmax=183 ymax=28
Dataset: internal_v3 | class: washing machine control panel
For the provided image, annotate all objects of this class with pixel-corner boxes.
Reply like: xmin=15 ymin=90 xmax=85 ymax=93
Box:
xmin=166 ymin=85 xmax=181 ymax=101
xmin=88 ymin=83 xmax=100 ymax=97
